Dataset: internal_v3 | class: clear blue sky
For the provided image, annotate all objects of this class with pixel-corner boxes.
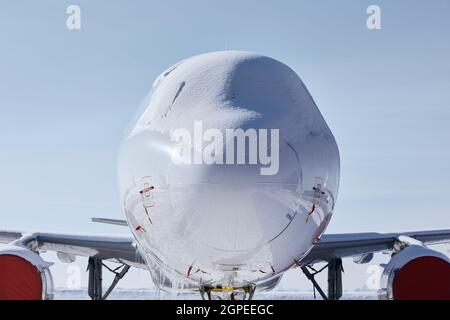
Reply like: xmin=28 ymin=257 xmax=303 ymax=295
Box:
xmin=1 ymin=1 xmax=449 ymax=291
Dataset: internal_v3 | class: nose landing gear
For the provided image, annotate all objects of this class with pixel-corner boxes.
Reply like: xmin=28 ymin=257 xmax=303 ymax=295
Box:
xmin=199 ymin=282 xmax=256 ymax=300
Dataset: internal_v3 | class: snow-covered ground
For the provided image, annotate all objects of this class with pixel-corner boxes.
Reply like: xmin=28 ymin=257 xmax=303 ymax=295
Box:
xmin=53 ymin=288 xmax=377 ymax=300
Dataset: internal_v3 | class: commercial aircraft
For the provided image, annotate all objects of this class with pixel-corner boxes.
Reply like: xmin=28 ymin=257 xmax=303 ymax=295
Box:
xmin=1 ymin=51 xmax=450 ymax=300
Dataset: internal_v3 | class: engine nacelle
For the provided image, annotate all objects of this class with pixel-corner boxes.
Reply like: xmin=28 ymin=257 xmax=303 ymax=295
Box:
xmin=0 ymin=245 xmax=54 ymax=300
xmin=378 ymin=245 xmax=450 ymax=300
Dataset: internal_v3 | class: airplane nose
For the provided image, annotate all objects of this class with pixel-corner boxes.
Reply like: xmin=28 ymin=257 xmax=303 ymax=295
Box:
xmin=118 ymin=51 xmax=340 ymax=286
xmin=167 ymin=182 xmax=301 ymax=252
xmin=166 ymin=141 xmax=302 ymax=253
xmin=119 ymin=129 xmax=308 ymax=271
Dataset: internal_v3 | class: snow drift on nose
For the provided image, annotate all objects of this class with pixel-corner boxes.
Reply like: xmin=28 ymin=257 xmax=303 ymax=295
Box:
xmin=129 ymin=50 xmax=333 ymax=145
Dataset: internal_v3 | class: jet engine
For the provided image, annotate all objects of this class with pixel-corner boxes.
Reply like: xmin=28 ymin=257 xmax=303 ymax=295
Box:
xmin=0 ymin=245 xmax=54 ymax=300
xmin=378 ymin=244 xmax=450 ymax=300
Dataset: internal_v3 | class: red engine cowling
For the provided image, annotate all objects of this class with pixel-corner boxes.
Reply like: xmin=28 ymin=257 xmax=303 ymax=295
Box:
xmin=0 ymin=245 xmax=54 ymax=300
xmin=378 ymin=245 xmax=450 ymax=300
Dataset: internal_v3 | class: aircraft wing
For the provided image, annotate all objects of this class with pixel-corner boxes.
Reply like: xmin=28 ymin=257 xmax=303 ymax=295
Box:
xmin=0 ymin=230 xmax=145 ymax=268
xmin=303 ymin=229 xmax=450 ymax=264
xmin=2 ymin=229 xmax=450 ymax=269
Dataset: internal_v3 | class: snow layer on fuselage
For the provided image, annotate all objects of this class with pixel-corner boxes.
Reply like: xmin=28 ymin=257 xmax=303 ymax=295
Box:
xmin=130 ymin=51 xmax=332 ymax=145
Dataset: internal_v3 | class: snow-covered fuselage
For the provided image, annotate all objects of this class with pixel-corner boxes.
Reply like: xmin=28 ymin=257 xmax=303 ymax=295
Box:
xmin=118 ymin=51 xmax=340 ymax=292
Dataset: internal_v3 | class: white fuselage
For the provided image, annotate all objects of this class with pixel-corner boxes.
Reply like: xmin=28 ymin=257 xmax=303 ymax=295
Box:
xmin=118 ymin=51 xmax=340 ymax=291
